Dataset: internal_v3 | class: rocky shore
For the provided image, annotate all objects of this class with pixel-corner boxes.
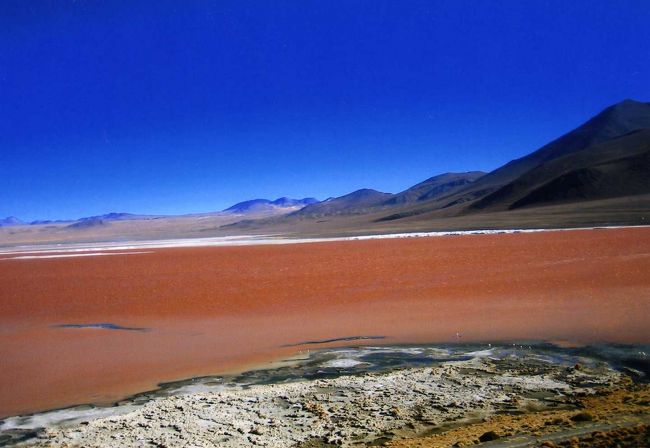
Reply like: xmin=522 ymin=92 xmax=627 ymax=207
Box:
xmin=10 ymin=346 xmax=644 ymax=448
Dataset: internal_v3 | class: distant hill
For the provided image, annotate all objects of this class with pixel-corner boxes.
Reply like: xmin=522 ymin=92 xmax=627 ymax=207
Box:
xmin=383 ymin=172 xmax=485 ymax=206
xmin=0 ymin=216 xmax=23 ymax=227
xmin=76 ymin=212 xmax=163 ymax=221
xmin=21 ymin=199 xmax=319 ymax=229
xmin=288 ymin=173 xmax=486 ymax=219
xmin=63 ymin=212 xmax=163 ymax=229
xmin=223 ymin=197 xmax=318 ymax=214
xmin=291 ymin=189 xmax=393 ymax=217
xmin=30 ymin=219 xmax=70 ymax=225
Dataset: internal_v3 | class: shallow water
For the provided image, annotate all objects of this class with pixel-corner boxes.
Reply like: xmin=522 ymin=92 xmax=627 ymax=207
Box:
xmin=2 ymin=228 xmax=649 ymax=423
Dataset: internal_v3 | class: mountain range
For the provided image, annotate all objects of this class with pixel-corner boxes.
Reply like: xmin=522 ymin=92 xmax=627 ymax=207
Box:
xmin=227 ymin=98 xmax=650 ymax=232
xmin=347 ymin=99 xmax=650 ymax=223
xmin=2 ymin=99 xmax=649 ymax=242
xmin=0 ymin=198 xmax=319 ymax=228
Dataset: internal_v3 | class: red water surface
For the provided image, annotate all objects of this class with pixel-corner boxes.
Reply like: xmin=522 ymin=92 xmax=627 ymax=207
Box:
xmin=1 ymin=227 xmax=649 ymax=417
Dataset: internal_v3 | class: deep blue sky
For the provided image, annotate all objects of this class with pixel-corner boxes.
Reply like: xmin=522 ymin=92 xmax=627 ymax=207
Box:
xmin=1 ymin=1 xmax=649 ymax=221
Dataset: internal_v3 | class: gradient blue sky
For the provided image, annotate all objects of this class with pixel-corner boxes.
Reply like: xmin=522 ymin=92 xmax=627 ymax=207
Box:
xmin=1 ymin=1 xmax=649 ymax=221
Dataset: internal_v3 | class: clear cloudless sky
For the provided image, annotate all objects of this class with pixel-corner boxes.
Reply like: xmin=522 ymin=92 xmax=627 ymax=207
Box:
xmin=1 ymin=0 xmax=649 ymax=221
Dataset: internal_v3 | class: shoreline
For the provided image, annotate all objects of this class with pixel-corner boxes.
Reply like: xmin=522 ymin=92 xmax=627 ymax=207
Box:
xmin=3 ymin=342 xmax=648 ymax=447
xmin=1 ymin=224 xmax=648 ymax=257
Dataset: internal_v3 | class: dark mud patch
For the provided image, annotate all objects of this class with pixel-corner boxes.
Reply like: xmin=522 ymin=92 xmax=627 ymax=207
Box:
xmin=282 ymin=335 xmax=386 ymax=347
xmin=52 ymin=323 xmax=150 ymax=332
xmin=0 ymin=428 xmax=40 ymax=447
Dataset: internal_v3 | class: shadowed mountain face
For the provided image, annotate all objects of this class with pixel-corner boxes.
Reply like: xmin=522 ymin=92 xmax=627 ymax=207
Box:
xmin=510 ymin=146 xmax=650 ymax=210
xmin=223 ymin=197 xmax=318 ymax=214
xmin=471 ymin=129 xmax=650 ymax=211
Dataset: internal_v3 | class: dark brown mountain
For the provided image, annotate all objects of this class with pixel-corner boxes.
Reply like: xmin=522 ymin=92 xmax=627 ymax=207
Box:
xmin=511 ymin=145 xmax=650 ymax=210
xmin=470 ymin=129 xmax=650 ymax=211
xmin=429 ymin=99 xmax=650 ymax=210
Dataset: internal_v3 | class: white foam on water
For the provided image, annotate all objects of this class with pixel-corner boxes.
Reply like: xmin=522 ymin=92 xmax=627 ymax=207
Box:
xmin=167 ymin=383 xmax=229 ymax=396
xmin=465 ymin=349 xmax=495 ymax=357
xmin=0 ymin=404 xmax=140 ymax=431
xmin=321 ymin=358 xmax=366 ymax=368
xmin=0 ymin=251 xmax=153 ymax=260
